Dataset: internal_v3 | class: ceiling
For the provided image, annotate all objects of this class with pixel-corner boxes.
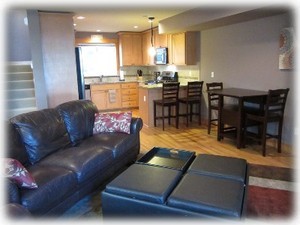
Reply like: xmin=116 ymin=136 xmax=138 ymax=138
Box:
xmin=71 ymin=7 xmax=195 ymax=33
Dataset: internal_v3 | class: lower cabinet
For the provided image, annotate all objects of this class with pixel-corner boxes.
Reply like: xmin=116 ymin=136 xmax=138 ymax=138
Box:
xmin=121 ymin=82 xmax=138 ymax=108
xmin=91 ymin=82 xmax=138 ymax=111
xmin=91 ymin=84 xmax=121 ymax=111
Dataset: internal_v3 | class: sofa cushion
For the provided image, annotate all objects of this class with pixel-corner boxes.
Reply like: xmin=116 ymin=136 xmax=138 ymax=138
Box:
xmin=167 ymin=173 xmax=245 ymax=218
xmin=38 ymin=146 xmax=114 ymax=183
xmin=4 ymin=158 xmax=38 ymax=189
xmin=93 ymin=111 xmax=132 ymax=134
xmin=20 ymin=165 xmax=77 ymax=215
xmin=56 ymin=100 xmax=98 ymax=146
xmin=10 ymin=109 xmax=71 ymax=165
xmin=80 ymin=133 xmax=139 ymax=158
xmin=105 ymin=164 xmax=182 ymax=204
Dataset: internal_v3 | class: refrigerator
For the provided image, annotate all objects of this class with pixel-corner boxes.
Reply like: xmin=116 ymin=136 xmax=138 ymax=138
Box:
xmin=75 ymin=47 xmax=85 ymax=99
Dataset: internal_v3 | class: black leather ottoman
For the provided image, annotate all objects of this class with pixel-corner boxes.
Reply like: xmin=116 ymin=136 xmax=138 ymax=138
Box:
xmin=102 ymin=164 xmax=184 ymax=216
xmin=188 ymin=154 xmax=248 ymax=183
xmin=102 ymin=153 xmax=248 ymax=219
xmin=167 ymin=172 xmax=245 ymax=218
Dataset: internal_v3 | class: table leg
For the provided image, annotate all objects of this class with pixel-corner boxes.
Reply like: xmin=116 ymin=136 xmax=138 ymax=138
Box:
xmin=236 ymin=99 xmax=243 ymax=149
xmin=217 ymin=95 xmax=223 ymax=141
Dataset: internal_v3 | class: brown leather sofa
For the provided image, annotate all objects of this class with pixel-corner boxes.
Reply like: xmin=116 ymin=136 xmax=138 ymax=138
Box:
xmin=5 ymin=100 xmax=143 ymax=217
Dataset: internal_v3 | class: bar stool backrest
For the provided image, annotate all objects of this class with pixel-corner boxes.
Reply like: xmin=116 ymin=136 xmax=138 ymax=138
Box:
xmin=162 ymin=82 xmax=180 ymax=102
xmin=187 ymin=81 xmax=204 ymax=99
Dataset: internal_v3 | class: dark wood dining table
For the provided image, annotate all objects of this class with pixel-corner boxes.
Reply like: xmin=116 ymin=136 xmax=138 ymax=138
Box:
xmin=207 ymin=88 xmax=268 ymax=149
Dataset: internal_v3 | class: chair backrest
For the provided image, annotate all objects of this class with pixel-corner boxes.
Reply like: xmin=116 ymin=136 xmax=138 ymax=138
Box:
xmin=162 ymin=82 xmax=180 ymax=101
xmin=265 ymin=88 xmax=289 ymax=118
xmin=187 ymin=81 xmax=204 ymax=99
xmin=206 ymin=82 xmax=223 ymax=107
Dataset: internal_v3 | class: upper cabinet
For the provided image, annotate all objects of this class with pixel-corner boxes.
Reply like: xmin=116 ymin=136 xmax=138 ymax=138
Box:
xmin=142 ymin=30 xmax=154 ymax=66
xmin=169 ymin=32 xmax=198 ymax=65
xmin=118 ymin=32 xmax=142 ymax=66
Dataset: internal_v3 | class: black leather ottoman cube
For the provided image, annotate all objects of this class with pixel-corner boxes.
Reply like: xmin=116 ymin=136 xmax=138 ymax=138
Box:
xmin=167 ymin=173 xmax=246 ymax=218
xmin=188 ymin=154 xmax=248 ymax=183
xmin=102 ymin=164 xmax=183 ymax=217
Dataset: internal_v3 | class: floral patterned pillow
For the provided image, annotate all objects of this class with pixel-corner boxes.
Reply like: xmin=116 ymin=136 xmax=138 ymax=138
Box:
xmin=4 ymin=158 xmax=38 ymax=189
xmin=93 ymin=111 xmax=132 ymax=134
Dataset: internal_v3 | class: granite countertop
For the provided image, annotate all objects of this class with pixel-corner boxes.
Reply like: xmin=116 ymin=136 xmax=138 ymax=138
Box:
xmin=139 ymin=82 xmax=188 ymax=89
xmin=89 ymin=81 xmax=138 ymax=85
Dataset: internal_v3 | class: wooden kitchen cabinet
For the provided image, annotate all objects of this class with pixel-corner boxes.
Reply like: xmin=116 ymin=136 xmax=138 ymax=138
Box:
xmin=153 ymin=28 xmax=168 ymax=48
xmin=142 ymin=30 xmax=154 ymax=66
xmin=91 ymin=84 xmax=121 ymax=111
xmin=169 ymin=32 xmax=198 ymax=65
xmin=118 ymin=32 xmax=142 ymax=66
xmin=121 ymin=82 xmax=138 ymax=108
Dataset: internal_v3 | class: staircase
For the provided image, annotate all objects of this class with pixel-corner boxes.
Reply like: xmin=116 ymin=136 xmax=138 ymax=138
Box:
xmin=6 ymin=62 xmax=37 ymax=119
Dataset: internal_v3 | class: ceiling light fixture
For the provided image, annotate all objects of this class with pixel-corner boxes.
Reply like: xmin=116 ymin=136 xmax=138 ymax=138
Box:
xmin=148 ymin=17 xmax=155 ymax=56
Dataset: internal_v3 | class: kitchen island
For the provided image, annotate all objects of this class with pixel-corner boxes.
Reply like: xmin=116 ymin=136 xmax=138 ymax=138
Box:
xmin=139 ymin=83 xmax=189 ymax=127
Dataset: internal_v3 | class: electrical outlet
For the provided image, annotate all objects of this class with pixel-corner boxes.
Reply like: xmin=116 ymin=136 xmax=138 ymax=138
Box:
xmin=143 ymin=96 xmax=146 ymax=102
xmin=211 ymin=72 xmax=215 ymax=78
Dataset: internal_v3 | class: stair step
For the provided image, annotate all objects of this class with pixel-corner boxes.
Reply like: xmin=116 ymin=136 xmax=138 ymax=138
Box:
xmin=6 ymin=98 xmax=37 ymax=109
xmin=6 ymin=107 xmax=38 ymax=119
xmin=6 ymin=72 xmax=33 ymax=81
xmin=7 ymin=80 xmax=34 ymax=89
xmin=6 ymin=63 xmax=32 ymax=73
xmin=6 ymin=89 xmax=35 ymax=99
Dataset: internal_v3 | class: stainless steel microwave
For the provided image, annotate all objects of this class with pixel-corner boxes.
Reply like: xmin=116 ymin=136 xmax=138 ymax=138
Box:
xmin=155 ymin=47 xmax=168 ymax=65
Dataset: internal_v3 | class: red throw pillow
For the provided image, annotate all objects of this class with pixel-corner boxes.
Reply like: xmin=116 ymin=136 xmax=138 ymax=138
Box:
xmin=93 ymin=111 xmax=132 ymax=134
xmin=4 ymin=158 xmax=38 ymax=189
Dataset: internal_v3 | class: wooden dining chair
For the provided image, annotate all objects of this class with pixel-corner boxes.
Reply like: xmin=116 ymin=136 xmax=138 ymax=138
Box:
xmin=153 ymin=82 xmax=180 ymax=131
xmin=206 ymin=82 xmax=223 ymax=134
xmin=243 ymin=88 xmax=289 ymax=156
xmin=178 ymin=81 xmax=204 ymax=126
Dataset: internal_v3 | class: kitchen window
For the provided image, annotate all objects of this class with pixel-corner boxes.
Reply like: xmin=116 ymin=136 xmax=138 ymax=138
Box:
xmin=80 ymin=44 xmax=118 ymax=76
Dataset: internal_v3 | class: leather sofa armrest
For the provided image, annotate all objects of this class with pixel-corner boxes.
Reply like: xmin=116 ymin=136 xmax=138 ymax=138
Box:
xmin=6 ymin=179 xmax=21 ymax=204
xmin=130 ymin=117 xmax=143 ymax=134
xmin=5 ymin=203 xmax=31 ymax=218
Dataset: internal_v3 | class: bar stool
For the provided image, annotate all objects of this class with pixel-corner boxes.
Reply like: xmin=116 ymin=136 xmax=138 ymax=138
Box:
xmin=206 ymin=82 xmax=223 ymax=134
xmin=153 ymin=82 xmax=180 ymax=130
xmin=178 ymin=81 xmax=204 ymax=126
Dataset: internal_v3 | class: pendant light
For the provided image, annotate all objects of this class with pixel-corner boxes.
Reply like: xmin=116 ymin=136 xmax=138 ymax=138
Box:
xmin=148 ymin=17 xmax=155 ymax=56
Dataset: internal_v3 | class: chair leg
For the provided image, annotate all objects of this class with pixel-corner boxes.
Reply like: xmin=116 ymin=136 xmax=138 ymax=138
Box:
xmin=278 ymin=120 xmax=283 ymax=153
xmin=168 ymin=106 xmax=171 ymax=125
xmin=207 ymin=109 xmax=211 ymax=134
xmin=154 ymin=103 xmax=157 ymax=127
xmin=176 ymin=103 xmax=179 ymax=129
xmin=189 ymin=103 xmax=193 ymax=122
xmin=198 ymin=102 xmax=201 ymax=125
xmin=162 ymin=105 xmax=165 ymax=131
xmin=262 ymin=122 xmax=267 ymax=157
xmin=186 ymin=102 xmax=189 ymax=126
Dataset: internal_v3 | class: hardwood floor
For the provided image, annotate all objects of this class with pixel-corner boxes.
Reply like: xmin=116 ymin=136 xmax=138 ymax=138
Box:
xmin=132 ymin=110 xmax=294 ymax=169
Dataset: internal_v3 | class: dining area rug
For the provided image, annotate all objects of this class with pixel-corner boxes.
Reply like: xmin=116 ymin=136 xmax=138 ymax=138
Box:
xmin=62 ymin=163 xmax=295 ymax=220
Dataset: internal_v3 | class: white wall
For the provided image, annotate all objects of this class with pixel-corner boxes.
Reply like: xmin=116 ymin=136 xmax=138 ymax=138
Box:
xmin=200 ymin=13 xmax=294 ymax=145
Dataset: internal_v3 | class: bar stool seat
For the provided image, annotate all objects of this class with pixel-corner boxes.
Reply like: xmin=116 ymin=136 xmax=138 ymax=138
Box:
xmin=154 ymin=82 xmax=180 ymax=130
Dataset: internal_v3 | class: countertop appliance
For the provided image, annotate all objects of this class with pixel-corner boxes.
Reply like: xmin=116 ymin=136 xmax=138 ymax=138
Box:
xmin=155 ymin=47 xmax=168 ymax=65
xmin=157 ymin=71 xmax=178 ymax=83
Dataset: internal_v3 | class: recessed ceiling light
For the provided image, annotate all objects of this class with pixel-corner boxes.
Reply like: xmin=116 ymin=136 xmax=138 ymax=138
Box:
xmin=96 ymin=30 xmax=101 ymax=32
xmin=76 ymin=16 xmax=85 ymax=20
xmin=133 ymin=26 xmax=138 ymax=29
xmin=73 ymin=23 xmax=77 ymax=26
